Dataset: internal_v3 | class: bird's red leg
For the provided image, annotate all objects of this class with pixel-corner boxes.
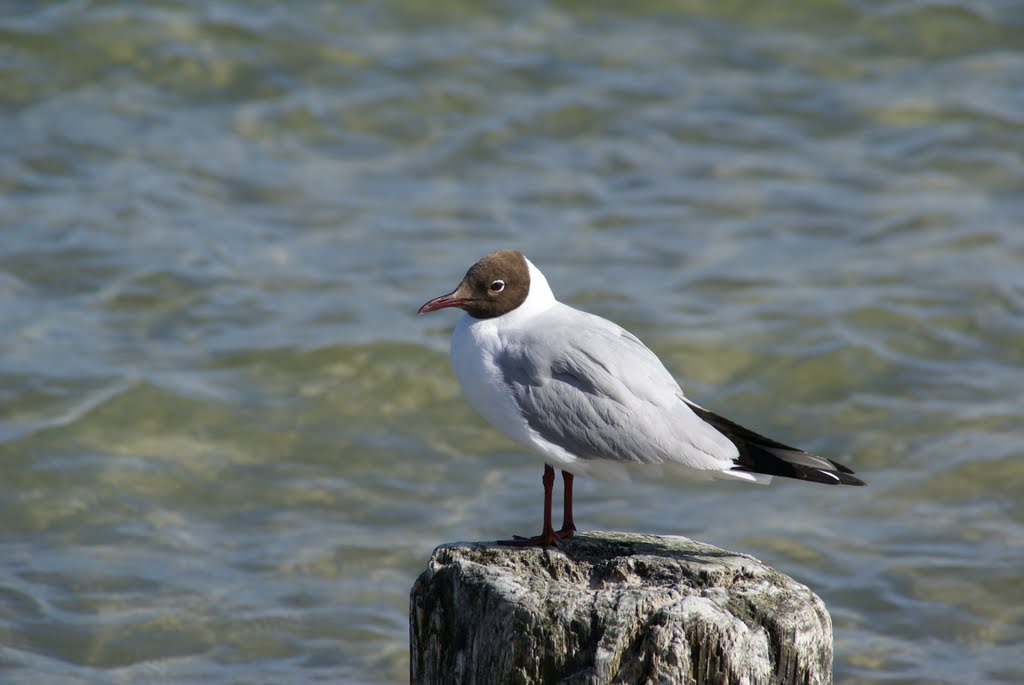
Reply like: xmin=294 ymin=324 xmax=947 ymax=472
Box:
xmin=557 ymin=470 xmax=576 ymax=539
xmin=498 ymin=464 xmax=558 ymax=547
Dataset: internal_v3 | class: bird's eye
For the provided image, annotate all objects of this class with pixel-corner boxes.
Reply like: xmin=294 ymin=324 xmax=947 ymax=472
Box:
xmin=490 ymin=280 xmax=505 ymax=293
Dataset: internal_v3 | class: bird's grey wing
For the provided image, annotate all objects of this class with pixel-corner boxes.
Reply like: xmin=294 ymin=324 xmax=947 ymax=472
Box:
xmin=497 ymin=311 xmax=736 ymax=468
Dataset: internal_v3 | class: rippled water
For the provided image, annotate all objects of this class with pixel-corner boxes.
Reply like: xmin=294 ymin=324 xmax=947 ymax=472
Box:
xmin=2 ymin=1 xmax=1023 ymax=683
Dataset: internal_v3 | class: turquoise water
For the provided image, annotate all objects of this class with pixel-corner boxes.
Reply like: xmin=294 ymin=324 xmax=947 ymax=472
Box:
xmin=2 ymin=1 xmax=1023 ymax=683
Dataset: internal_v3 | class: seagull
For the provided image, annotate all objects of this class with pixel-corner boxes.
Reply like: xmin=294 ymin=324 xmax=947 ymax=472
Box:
xmin=418 ymin=250 xmax=865 ymax=547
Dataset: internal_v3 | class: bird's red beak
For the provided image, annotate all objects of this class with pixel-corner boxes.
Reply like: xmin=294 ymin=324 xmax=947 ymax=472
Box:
xmin=418 ymin=291 xmax=470 ymax=314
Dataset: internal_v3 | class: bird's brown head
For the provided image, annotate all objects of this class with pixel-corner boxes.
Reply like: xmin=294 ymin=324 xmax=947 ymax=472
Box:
xmin=418 ymin=250 xmax=531 ymax=319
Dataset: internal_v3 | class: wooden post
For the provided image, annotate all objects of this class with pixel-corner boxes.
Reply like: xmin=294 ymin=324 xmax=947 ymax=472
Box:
xmin=410 ymin=531 xmax=832 ymax=685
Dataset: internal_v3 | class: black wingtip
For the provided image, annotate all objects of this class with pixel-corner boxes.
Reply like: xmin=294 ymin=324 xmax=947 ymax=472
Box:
xmin=732 ymin=462 xmax=866 ymax=486
xmin=805 ymin=467 xmax=866 ymax=486
xmin=834 ymin=468 xmax=866 ymax=486
xmin=686 ymin=400 xmax=866 ymax=487
xmin=804 ymin=457 xmax=866 ymax=486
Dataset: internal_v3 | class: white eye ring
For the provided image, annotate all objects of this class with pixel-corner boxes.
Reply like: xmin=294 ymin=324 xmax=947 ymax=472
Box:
xmin=490 ymin=280 xmax=505 ymax=293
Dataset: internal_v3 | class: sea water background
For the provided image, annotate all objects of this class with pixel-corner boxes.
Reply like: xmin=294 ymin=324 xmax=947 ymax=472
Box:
xmin=2 ymin=1 xmax=1023 ymax=683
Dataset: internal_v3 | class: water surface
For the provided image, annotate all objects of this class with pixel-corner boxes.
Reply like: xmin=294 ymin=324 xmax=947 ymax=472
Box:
xmin=2 ymin=1 xmax=1024 ymax=683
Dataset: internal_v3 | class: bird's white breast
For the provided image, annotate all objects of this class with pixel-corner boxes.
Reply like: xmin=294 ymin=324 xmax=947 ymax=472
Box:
xmin=450 ymin=314 xmax=533 ymax=446
xmin=451 ymin=312 xmax=598 ymax=473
